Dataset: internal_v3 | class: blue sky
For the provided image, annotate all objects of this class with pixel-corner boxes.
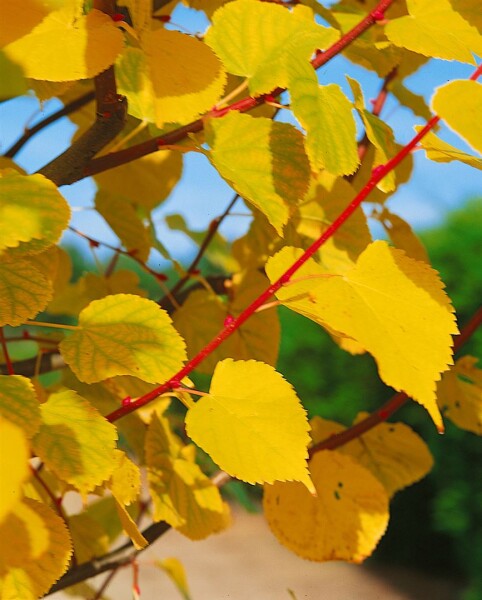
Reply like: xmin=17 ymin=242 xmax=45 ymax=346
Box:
xmin=1 ymin=3 xmax=481 ymax=263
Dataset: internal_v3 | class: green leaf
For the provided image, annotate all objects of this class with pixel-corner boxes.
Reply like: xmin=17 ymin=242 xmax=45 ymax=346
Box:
xmin=185 ymin=359 xmax=314 ymax=490
xmin=431 ymin=80 xmax=482 ymax=155
xmin=32 ymin=390 xmax=118 ymax=495
xmin=206 ymin=111 xmax=310 ymax=235
xmin=288 ymin=59 xmax=358 ymax=175
xmin=0 ymin=375 xmax=41 ymax=438
xmin=59 ymin=294 xmax=187 ymax=384
xmin=0 ymin=51 xmax=28 ymax=100
xmin=0 ymin=171 xmax=70 ymax=255
xmin=385 ymin=0 xmax=482 ymax=64
xmin=205 ymin=0 xmax=338 ymax=95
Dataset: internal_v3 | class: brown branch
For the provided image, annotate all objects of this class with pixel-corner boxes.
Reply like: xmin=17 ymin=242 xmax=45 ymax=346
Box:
xmin=37 ymin=1 xmax=127 ymax=185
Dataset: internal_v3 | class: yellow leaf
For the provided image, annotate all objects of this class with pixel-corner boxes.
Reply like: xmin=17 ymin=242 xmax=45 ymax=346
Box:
xmin=205 ymin=0 xmax=338 ymax=95
xmin=415 ymin=127 xmax=482 ymax=170
xmin=0 ymin=497 xmax=72 ymax=599
xmin=59 ymin=294 xmax=187 ymax=383
xmin=114 ymin=499 xmax=148 ymax=550
xmin=146 ymin=414 xmax=230 ymax=540
xmin=431 ymin=80 xmax=482 ymax=155
xmin=207 ymin=112 xmax=310 ymax=235
xmin=68 ymin=511 xmax=110 ymax=564
xmin=95 ymin=146 xmax=182 ymax=210
xmin=0 ymin=51 xmax=28 ymax=100
xmin=142 ymin=29 xmax=226 ymax=127
xmin=108 ymin=450 xmax=141 ymax=506
xmin=266 ymin=242 xmax=458 ymax=429
xmin=115 ymin=46 xmax=156 ymax=122
xmin=391 ymin=81 xmax=432 ymax=121
xmin=0 ymin=0 xmax=49 ymax=47
xmin=185 ymin=359 xmax=314 ymax=490
xmin=0 ymin=171 xmax=70 ymax=255
xmin=375 ymin=208 xmax=430 ymax=263
xmin=32 ymin=390 xmax=118 ymax=495
xmin=173 ymin=271 xmax=280 ymax=374
xmin=95 ymin=190 xmax=151 ymax=263
xmin=0 ymin=418 xmax=30 ymax=523
xmin=155 ymin=557 xmax=192 ymax=600
xmin=4 ymin=8 xmax=124 ymax=81
xmin=385 ymin=0 xmax=482 ymax=64
xmin=232 ymin=209 xmax=284 ymax=270
xmin=0 ymin=375 xmax=40 ymax=438
xmin=288 ymin=59 xmax=359 ymax=175
xmin=263 ymin=450 xmax=389 ymax=563
xmin=437 ymin=356 xmax=482 ymax=435
xmin=0 ymin=252 xmax=53 ymax=327
xmin=118 ymin=0 xmax=151 ymax=35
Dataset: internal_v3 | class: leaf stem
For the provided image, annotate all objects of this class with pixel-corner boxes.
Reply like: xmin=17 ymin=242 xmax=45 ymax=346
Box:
xmin=24 ymin=321 xmax=79 ymax=331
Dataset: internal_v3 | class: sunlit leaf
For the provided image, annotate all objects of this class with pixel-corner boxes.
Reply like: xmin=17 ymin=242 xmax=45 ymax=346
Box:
xmin=0 ymin=375 xmax=41 ymax=438
xmin=0 ymin=171 xmax=70 ymax=255
xmin=0 ymin=497 xmax=72 ymax=598
xmin=431 ymin=80 xmax=482 ymax=155
xmin=4 ymin=8 xmax=124 ymax=81
xmin=114 ymin=499 xmax=148 ymax=550
xmin=32 ymin=390 xmax=118 ymax=495
xmin=146 ymin=414 xmax=230 ymax=540
xmin=415 ymin=128 xmax=482 ymax=170
xmin=206 ymin=111 xmax=310 ymax=235
xmin=264 ymin=450 xmax=389 ymax=563
xmin=437 ymin=356 xmax=482 ymax=435
xmin=266 ymin=242 xmax=458 ymax=430
xmin=206 ymin=0 xmax=338 ymax=95
xmin=0 ymin=418 xmax=30 ymax=523
xmin=186 ymin=359 xmax=314 ymax=490
xmin=108 ymin=450 xmax=141 ymax=506
xmin=385 ymin=0 xmax=482 ymax=63
xmin=60 ymin=294 xmax=187 ymax=383
xmin=375 ymin=208 xmax=429 ymax=263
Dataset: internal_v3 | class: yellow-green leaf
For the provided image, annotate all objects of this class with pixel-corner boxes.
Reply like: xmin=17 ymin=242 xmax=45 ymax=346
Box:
xmin=185 ymin=359 xmax=314 ymax=490
xmin=32 ymin=390 xmax=118 ymax=495
xmin=207 ymin=111 xmax=310 ymax=235
xmin=59 ymin=294 xmax=187 ymax=383
xmin=0 ymin=51 xmax=28 ymax=100
xmin=0 ymin=375 xmax=41 ymax=438
xmin=375 ymin=208 xmax=429 ymax=263
xmin=68 ymin=511 xmax=110 ymax=564
xmin=431 ymin=80 xmax=482 ymax=155
xmin=0 ymin=497 xmax=72 ymax=599
xmin=114 ymin=499 xmax=148 ymax=550
xmin=288 ymin=59 xmax=358 ymax=175
xmin=0 ymin=253 xmax=53 ymax=327
xmin=385 ymin=0 xmax=482 ymax=64
xmin=146 ymin=414 xmax=230 ymax=540
xmin=266 ymin=242 xmax=458 ymax=430
xmin=0 ymin=418 xmax=30 ymax=523
xmin=263 ymin=450 xmax=389 ymax=563
xmin=205 ymin=0 xmax=338 ymax=95
xmin=437 ymin=356 xmax=482 ymax=435
xmin=155 ymin=557 xmax=192 ymax=600
xmin=142 ymin=29 xmax=226 ymax=127
xmin=108 ymin=450 xmax=141 ymax=506
xmin=0 ymin=171 xmax=70 ymax=255
xmin=4 ymin=8 xmax=124 ymax=81
xmin=415 ymin=128 xmax=482 ymax=170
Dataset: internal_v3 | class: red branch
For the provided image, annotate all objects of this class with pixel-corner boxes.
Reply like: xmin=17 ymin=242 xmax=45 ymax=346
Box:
xmin=105 ymin=60 xmax=482 ymax=423
xmin=83 ymin=0 xmax=395 ymax=179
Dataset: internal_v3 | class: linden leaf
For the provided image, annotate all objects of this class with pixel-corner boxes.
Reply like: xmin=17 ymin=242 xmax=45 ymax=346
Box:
xmin=0 ymin=171 xmax=70 ymax=255
xmin=263 ymin=450 xmax=389 ymax=563
xmin=437 ymin=356 xmax=482 ymax=435
xmin=0 ymin=497 xmax=72 ymax=599
xmin=0 ymin=253 xmax=53 ymax=327
xmin=146 ymin=414 xmax=230 ymax=540
xmin=59 ymin=294 xmax=187 ymax=384
xmin=310 ymin=414 xmax=434 ymax=497
xmin=185 ymin=359 xmax=314 ymax=490
xmin=0 ymin=418 xmax=30 ymax=523
xmin=415 ymin=128 xmax=482 ymax=170
xmin=205 ymin=0 xmax=338 ymax=95
xmin=114 ymin=499 xmax=148 ymax=550
xmin=206 ymin=112 xmax=310 ymax=235
xmin=108 ymin=450 xmax=141 ymax=506
xmin=432 ymin=80 xmax=482 ymax=155
xmin=95 ymin=190 xmax=151 ymax=263
xmin=32 ymin=390 xmax=118 ymax=495
xmin=4 ymin=8 xmax=124 ymax=81
xmin=266 ymin=242 xmax=458 ymax=430
xmin=287 ymin=59 xmax=359 ymax=175
xmin=0 ymin=375 xmax=41 ymax=438
xmin=385 ymin=0 xmax=482 ymax=64
xmin=142 ymin=29 xmax=226 ymax=127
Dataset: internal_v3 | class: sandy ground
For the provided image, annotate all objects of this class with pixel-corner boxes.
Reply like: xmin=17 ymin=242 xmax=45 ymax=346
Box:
xmin=52 ymin=507 xmax=462 ymax=600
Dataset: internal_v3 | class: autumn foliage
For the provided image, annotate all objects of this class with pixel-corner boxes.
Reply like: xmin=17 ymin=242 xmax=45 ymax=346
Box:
xmin=0 ymin=0 xmax=481 ymax=597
